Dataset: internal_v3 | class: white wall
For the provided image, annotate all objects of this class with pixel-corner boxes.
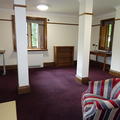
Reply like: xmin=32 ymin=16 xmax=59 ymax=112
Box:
xmin=90 ymin=12 xmax=115 ymax=64
xmin=111 ymin=7 xmax=120 ymax=72
xmin=0 ymin=10 xmax=17 ymax=66
xmin=0 ymin=9 xmax=116 ymax=67
xmin=0 ymin=9 xmax=78 ymax=67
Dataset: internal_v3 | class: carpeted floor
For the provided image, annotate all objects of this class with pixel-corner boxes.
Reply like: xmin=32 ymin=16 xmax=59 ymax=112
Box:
xmin=0 ymin=66 xmax=114 ymax=120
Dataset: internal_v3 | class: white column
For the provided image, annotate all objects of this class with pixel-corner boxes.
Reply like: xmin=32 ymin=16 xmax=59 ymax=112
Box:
xmin=14 ymin=0 xmax=30 ymax=93
xmin=110 ymin=7 xmax=120 ymax=74
xmin=76 ymin=0 xmax=93 ymax=84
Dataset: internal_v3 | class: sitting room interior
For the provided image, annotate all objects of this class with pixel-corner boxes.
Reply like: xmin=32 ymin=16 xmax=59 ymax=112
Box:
xmin=0 ymin=0 xmax=120 ymax=120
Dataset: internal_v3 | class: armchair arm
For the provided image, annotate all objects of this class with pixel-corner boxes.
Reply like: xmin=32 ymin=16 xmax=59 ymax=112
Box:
xmin=82 ymin=93 xmax=108 ymax=107
xmin=95 ymin=99 xmax=120 ymax=110
xmin=82 ymin=92 xmax=120 ymax=120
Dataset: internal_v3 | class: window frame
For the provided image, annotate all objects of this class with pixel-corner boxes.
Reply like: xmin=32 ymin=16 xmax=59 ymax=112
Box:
xmin=99 ymin=18 xmax=115 ymax=51
xmin=12 ymin=15 xmax=48 ymax=51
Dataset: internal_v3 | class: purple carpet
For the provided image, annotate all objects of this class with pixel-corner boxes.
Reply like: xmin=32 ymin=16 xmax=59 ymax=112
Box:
xmin=0 ymin=66 xmax=114 ymax=120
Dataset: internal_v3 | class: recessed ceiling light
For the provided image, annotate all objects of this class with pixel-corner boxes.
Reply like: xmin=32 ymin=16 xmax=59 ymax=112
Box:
xmin=37 ymin=4 xmax=48 ymax=11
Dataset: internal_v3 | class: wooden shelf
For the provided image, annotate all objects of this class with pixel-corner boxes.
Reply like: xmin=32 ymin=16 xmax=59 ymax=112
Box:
xmin=54 ymin=46 xmax=74 ymax=67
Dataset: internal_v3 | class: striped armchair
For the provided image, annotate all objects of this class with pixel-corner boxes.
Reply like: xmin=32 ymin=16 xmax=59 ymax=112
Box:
xmin=82 ymin=78 xmax=120 ymax=120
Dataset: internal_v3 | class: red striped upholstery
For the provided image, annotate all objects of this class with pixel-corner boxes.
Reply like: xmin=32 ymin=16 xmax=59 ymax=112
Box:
xmin=82 ymin=78 xmax=120 ymax=120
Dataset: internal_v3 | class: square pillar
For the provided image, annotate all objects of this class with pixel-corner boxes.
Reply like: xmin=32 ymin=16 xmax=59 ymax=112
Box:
xmin=76 ymin=0 xmax=93 ymax=84
xmin=14 ymin=0 xmax=30 ymax=94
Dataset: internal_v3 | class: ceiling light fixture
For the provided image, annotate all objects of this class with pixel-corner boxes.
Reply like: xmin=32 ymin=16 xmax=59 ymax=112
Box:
xmin=37 ymin=4 xmax=48 ymax=11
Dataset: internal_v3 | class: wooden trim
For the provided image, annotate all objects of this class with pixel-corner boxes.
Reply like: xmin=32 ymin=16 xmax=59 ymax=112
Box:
xmin=44 ymin=18 xmax=47 ymax=49
xmin=47 ymin=22 xmax=78 ymax=26
xmin=44 ymin=62 xmax=55 ymax=68
xmin=54 ymin=46 xmax=74 ymax=48
xmin=12 ymin=15 xmax=48 ymax=51
xmin=12 ymin=15 xmax=17 ymax=51
xmin=115 ymin=19 xmax=120 ymax=21
xmin=27 ymin=16 xmax=47 ymax=21
xmin=79 ymin=13 xmax=93 ymax=16
xmin=18 ymin=85 xmax=30 ymax=94
xmin=92 ymin=24 xmax=100 ymax=27
xmin=27 ymin=17 xmax=47 ymax=50
xmin=75 ymin=76 xmax=89 ymax=84
xmin=13 ymin=4 xmax=27 ymax=8
xmin=99 ymin=18 xmax=115 ymax=51
xmin=101 ymin=18 xmax=115 ymax=22
xmin=28 ymin=48 xmax=48 ymax=51
xmin=27 ymin=16 xmax=47 ymax=50
xmin=43 ymin=60 xmax=77 ymax=68
xmin=0 ymin=17 xmax=99 ymax=28
xmin=0 ymin=19 xmax=12 ymax=21
xmin=0 ymin=65 xmax=17 ymax=70
xmin=29 ymin=23 xmax=32 ymax=48
xmin=109 ymin=70 xmax=120 ymax=77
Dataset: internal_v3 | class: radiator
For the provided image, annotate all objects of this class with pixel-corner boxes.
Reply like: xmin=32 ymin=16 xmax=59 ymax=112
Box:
xmin=28 ymin=53 xmax=43 ymax=68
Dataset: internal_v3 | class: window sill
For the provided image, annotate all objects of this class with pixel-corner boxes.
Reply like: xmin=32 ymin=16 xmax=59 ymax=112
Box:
xmin=28 ymin=48 xmax=48 ymax=51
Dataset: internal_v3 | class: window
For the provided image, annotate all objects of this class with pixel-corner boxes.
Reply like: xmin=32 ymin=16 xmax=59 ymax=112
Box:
xmin=12 ymin=16 xmax=47 ymax=51
xmin=99 ymin=18 xmax=114 ymax=51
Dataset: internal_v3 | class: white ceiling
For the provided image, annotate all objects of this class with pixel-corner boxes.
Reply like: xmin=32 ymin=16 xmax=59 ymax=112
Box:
xmin=0 ymin=0 xmax=120 ymax=16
